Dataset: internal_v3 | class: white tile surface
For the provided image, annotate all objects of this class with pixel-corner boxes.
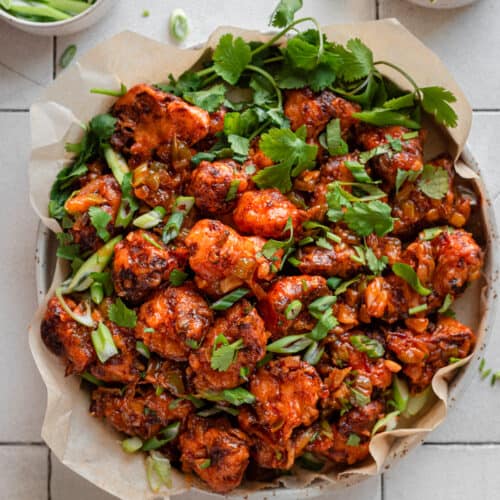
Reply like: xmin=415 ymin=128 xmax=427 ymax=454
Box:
xmin=0 ymin=23 xmax=53 ymax=109
xmin=384 ymin=444 xmax=500 ymax=500
xmin=2 ymin=0 xmax=500 ymax=499
xmin=0 ymin=445 xmax=47 ymax=500
xmin=379 ymin=0 xmax=500 ymax=109
xmin=0 ymin=113 xmax=46 ymax=441
xmin=56 ymin=0 xmax=375 ymax=75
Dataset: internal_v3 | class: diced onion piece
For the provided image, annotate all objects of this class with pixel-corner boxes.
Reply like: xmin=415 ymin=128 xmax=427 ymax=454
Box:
xmin=392 ymin=376 xmax=409 ymax=413
xmin=146 ymin=451 xmax=172 ymax=493
xmin=372 ymin=411 xmax=400 ymax=436
xmin=404 ymin=386 xmax=433 ymax=417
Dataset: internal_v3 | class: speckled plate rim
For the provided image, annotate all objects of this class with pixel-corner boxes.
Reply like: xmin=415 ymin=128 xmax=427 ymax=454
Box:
xmin=33 ymin=144 xmax=499 ymax=498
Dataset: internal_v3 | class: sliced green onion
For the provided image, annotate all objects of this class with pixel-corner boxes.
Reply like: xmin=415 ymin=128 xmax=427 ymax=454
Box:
xmin=115 ymin=173 xmax=139 ymax=228
xmin=402 ymin=131 xmax=419 ymax=140
xmin=372 ymin=411 xmax=400 ymax=436
xmin=210 ymin=288 xmax=249 ymax=311
xmin=299 ymin=236 xmax=315 ymax=246
xmin=438 ymin=293 xmax=453 ymax=313
xmin=350 ymin=335 xmax=385 ymax=359
xmin=316 ymin=237 xmax=333 ymax=250
xmin=334 ymin=275 xmax=362 ymax=296
xmin=146 ymin=451 xmax=172 ymax=492
xmin=308 ymin=295 xmax=337 ymax=319
xmin=408 ymin=303 xmax=428 ymax=315
xmin=302 ymin=341 xmax=324 ymax=365
xmin=55 ymin=288 xmax=95 ymax=328
xmin=392 ymin=376 xmax=409 ymax=413
xmin=133 ymin=207 xmax=166 ymax=229
xmin=61 ymin=235 xmax=122 ymax=294
xmin=404 ymin=386 xmax=433 ymax=417
xmin=144 ymin=327 xmax=155 ymax=333
xmin=169 ymin=8 xmax=189 ymax=42
xmin=81 ymin=371 xmax=103 ymax=386
xmin=143 ymin=233 xmax=163 ymax=250
xmin=392 ymin=262 xmax=432 ymax=296
xmin=142 ymin=422 xmax=181 ymax=451
xmin=104 ymin=147 xmax=129 ymax=185
xmin=346 ymin=433 xmax=361 ymax=446
xmin=122 ymin=436 xmax=143 ymax=453
xmin=91 ymin=321 xmax=119 ymax=363
xmin=59 ymin=44 xmax=77 ymax=68
xmin=7 ymin=4 xmax=70 ymax=21
xmin=199 ymin=458 xmax=211 ymax=469
xmin=162 ymin=196 xmax=195 ymax=244
xmin=285 ymin=299 xmax=302 ymax=320
xmin=351 ymin=387 xmax=370 ymax=407
xmin=287 ymin=256 xmax=301 ymax=267
xmin=169 ymin=269 xmax=188 ymax=286
xmin=90 ymin=282 xmax=104 ymax=305
xmin=326 ymin=277 xmax=342 ymax=290
xmin=309 ymin=308 xmax=338 ymax=341
xmin=266 ymin=334 xmax=313 ymax=354
xmin=155 ymin=386 xmax=165 ymax=396
xmin=45 ymin=0 xmax=91 ymax=15
xmin=298 ymin=451 xmax=325 ymax=471
xmin=142 ymin=9 xmax=149 ymax=17
xmin=136 ymin=341 xmax=150 ymax=359
xmin=90 ymin=83 xmax=127 ymax=97
xmin=200 ymin=387 xmax=255 ymax=406
xmin=225 ymin=180 xmax=240 ymax=201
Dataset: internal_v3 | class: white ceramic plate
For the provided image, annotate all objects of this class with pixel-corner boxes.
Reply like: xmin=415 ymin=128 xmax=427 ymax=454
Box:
xmin=406 ymin=0 xmax=480 ymax=9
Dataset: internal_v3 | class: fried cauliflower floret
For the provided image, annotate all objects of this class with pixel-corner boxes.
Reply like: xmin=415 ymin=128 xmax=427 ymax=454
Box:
xmin=258 ymin=275 xmax=330 ymax=339
xmin=284 ymin=88 xmax=360 ymax=139
xmin=185 ymin=219 xmax=257 ymax=296
xmin=189 ymin=300 xmax=270 ymax=392
xmin=136 ymin=285 xmax=213 ymax=362
xmin=307 ymin=401 xmax=384 ymax=465
xmin=189 ymin=159 xmax=249 ymax=214
xmin=386 ymin=316 xmax=475 ymax=392
xmin=238 ymin=357 xmax=326 ymax=469
xmin=392 ymin=155 xmax=472 ymax=236
xmin=356 ymin=125 xmax=424 ymax=189
xmin=64 ymin=175 xmax=121 ymax=253
xmin=179 ymin=415 xmax=251 ymax=494
xmin=233 ymin=188 xmax=307 ymax=239
xmin=41 ymin=296 xmax=96 ymax=375
xmin=111 ymin=84 xmax=210 ymax=166
xmin=90 ymin=386 xmax=193 ymax=440
xmin=112 ymin=230 xmax=188 ymax=303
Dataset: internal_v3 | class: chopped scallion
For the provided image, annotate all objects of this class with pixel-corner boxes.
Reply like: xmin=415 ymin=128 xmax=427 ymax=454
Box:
xmin=285 ymin=299 xmax=302 ymax=320
xmin=91 ymin=322 xmax=119 ymax=363
xmin=210 ymin=288 xmax=249 ymax=311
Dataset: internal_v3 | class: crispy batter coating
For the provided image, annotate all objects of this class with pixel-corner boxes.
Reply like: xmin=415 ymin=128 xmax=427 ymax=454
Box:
xmin=111 ymin=84 xmax=209 ymax=166
xmin=284 ymin=89 xmax=360 ymax=139
xmin=356 ymin=125 xmax=424 ymax=189
xmin=238 ymin=356 xmax=326 ymax=469
xmin=189 ymin=159 xmax=249 ymax=215
xmin=189 ymin=300 xmax=270 ymax=392
xmin=41 ymin=296 xmax=96 ymax=375
xmin=233 ymin=189 xmax=307 ymax=239
xmin=307 ymin=401 xmax=384 ymax=465
xmin=136 ymin=285 xmax=213 ymax=362
xmin=65 ymin=175 xmax=121 ymax=253
xmin=112 ymin=230 xmax=188 ymax=303
xmin=258 ymin=275 xmax=330 ymax=339
xmin=91 ymin=386 xmax=193 ymax=440
xmin=179 ymin=415 xmax=251 ymax=493
xmin=392 ymin=155 xmax=472 ymax=236
xmin=386 ymin=316 xmax=475 ymax=391
xmin=185 ymin=219 xmax=257 ymax=295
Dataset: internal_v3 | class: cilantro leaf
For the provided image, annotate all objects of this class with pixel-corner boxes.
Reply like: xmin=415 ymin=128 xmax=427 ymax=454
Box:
xmin=383 ymin=92 xmax=415 ymax=110
xmin=344 ymin=160 xmax=374 ymax=183
xmin=250 ymin=74 xmax=278 ymax=107
xmin=395 ymin=168 xmax=421 ymax=193
xmin=228 ymin=134 xmax=250 ymax=157
xmin=224 ymin=109 xmax=259 ymax=137
xmin=89 ymin=113 xmax=117 ymax=144
xmin=365 ymin=247 xmax=388 ymax=275
xmin=335 ymin=38 xmax=373 ymax=82
xmin=253 ymin=126 xmax=317 ymax=193
xmin=418 ymin=164 xmax=449 ymax=199
xmin=286 ymin=36 xmax=319 ymax=71
xmin=211 ymin=334 xmax=245 ymax=372
xmin=213 ymin=34 xmax=252 ymax=85
xmin=392 ymin=262 xmax=432 ymax=296
xmin=88 ymin=206 xmax=111 ymax=242
xmin=324 ymin=118 xmax=348 ymax=156
xmin=108 ymin=298 xmax=137 ymax=328
xmin=169 ymin=269 xmax=188 ymax=286
xmin=157 ymin=72 xmax=203 ymax=96
xmin=344 ymin=200 xmax=395 ymax=237
xmin=270 ymin=0 xmax=303 ymax=28
xmin=183 ymin=84 xmax=226 ymax=112
xmin=420 ymin=86 xmax=458 ymax=128
xmin=200 ymin=387 xmax=256 ymax=406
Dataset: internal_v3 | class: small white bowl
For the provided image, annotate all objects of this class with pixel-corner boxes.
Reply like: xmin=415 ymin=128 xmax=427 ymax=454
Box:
xmin=406 ymin=0 xmax=479 ymax=8
xmin=0 ymin=0 xmax=116 ymax=36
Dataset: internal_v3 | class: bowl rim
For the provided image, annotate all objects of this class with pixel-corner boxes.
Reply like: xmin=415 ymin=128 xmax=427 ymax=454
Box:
xmin=0 ymin=0 xmax=104 ymax=27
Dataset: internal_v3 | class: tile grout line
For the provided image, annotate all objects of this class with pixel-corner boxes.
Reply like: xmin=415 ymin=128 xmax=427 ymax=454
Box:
xmin=47 ymin=449 xmax=52 ymax=500
xmin=0 ymin=441 xmax=46 ymax=446
xmin=424 ymin=441 xmax=500 ymax=446
xmin=375 ymin=0 xmax=380 ymax=19
xmin=52 ymin=36 xmax=57 ymax=80
xmin=381 ymin=473 xmax=385 ymax=500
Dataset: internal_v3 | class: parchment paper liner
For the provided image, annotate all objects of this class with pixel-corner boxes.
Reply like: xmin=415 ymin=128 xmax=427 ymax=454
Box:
xmin=28 ymin=20 xmax=498 ymax=499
